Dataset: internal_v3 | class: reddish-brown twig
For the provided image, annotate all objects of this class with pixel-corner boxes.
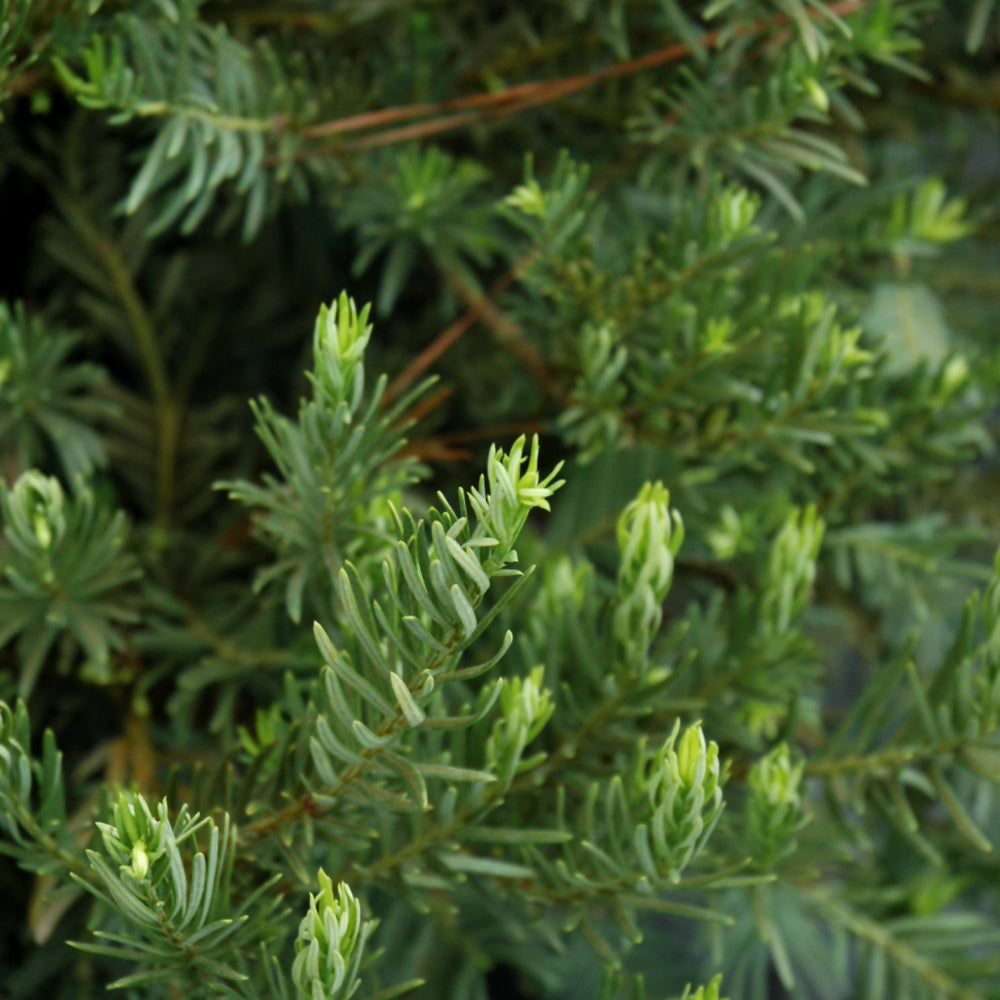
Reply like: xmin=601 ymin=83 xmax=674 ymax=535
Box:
xmin=300 ymin=0 xmax=872 ymax=150
xmin=375 ymin=0 xmax=874 ymax=448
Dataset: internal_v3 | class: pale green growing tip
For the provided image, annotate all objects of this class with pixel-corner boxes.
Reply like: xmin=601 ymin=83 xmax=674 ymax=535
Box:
xmin=676 ymin=722 xmax=708 ymax=789
xmin=806 ymin=77 xmax=829 ymax=113
xmin=505 ymin=178 xmax=547 ymax=218
xmin=634 ymin=720 xmax=725 ymax=882
xmin=616 ymin=481 xmax=684 ymax=594
xmin=292 ymin=870 xmax=371 ymax=1000
xmin=130 ymin=840 xmax=149 ymax=880
xmin=750 ymin=742 xmax=803 ymax=808
xmin=32 ymin=509 xmax=53 ymax=550
xmin=10 ymin=472 xmax=66 ymax=551
xmin=318 ymin=291 xmax=372 ymax=363
xmin=687 ymin=973 xmax=727 ymax=1000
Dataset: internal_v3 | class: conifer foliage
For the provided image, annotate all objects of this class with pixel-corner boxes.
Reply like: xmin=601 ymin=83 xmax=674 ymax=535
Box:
xmin=2 ymin=2 xmax=1000 ymax=999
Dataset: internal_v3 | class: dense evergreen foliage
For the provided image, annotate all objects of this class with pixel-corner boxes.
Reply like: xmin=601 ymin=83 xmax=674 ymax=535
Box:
xmin=2 ymin=2 xmax=1000 ymax=998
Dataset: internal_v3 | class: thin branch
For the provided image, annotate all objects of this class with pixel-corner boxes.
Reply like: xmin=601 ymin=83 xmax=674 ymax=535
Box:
xmin=61 ymin=198 xmax=179 ymax=534
xmin=812 ymin=891 xmax=987 ymax=1000
xmin=299 ymin=0 xmax=874 ymax=151
xmin=382 ymin=245 xmax=549 ymax=410
xmin=806 ymin=737 xmax=965 ymax=777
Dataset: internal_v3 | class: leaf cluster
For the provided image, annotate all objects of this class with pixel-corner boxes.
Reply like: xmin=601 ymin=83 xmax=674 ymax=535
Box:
xmin=3 ymin=2 xmax=1000 ymax=1000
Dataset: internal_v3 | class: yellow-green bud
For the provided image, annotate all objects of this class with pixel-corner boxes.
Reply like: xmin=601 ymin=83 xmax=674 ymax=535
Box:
xmin=614 ymin=482 xmax=684 ymax=672
xmin=32 ymin=509 xmax=52 ymax=550
xmin=634 ymin=721 xmax=726 ymax=882
xmin=806 ymin=77 xmax=829 ymax=113
xmin=131 ymin=840 xmax=149 ymax=880
xmin=746 ymin=742 xmax=808 ymax=867
xmin=311 ymin=292 xmax=373 ymax=409
xmin=487 ymin=665 xmax=554 ymax=785
xmin=676 ymin=723 xmax=707 ymax=790
xmin=292 ymin=872 xmax=373 ymax=1000
xmin=686 ymin=974 xmax=727 ymax=1000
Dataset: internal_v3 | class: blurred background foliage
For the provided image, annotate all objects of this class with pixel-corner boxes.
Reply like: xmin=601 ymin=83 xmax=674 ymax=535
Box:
xmin=3 ymin=1 xmax=1000 ymax=999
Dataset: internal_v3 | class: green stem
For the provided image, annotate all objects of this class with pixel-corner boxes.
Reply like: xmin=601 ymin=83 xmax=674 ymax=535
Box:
xmin=238 ymin=627 xmax=467 ymax=844
xmin=806 ymin=736 xmax=965 ymax=777
xmin=810 ymin=890 xmax=986 ymax=1000
xmin=68 ymin=199 xmax=177 ymax=533
xmin=135 ymin=102 xmax=276 ymax=134
xmin=183 ymin=604 xmax=308 ymax=670
xmin=10 ymin=802 xmax=89 ymax=878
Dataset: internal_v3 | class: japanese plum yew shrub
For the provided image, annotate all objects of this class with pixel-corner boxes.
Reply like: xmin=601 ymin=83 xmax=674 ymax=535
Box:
xmin=2 ymin=2 xmax=1000 ymax=999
